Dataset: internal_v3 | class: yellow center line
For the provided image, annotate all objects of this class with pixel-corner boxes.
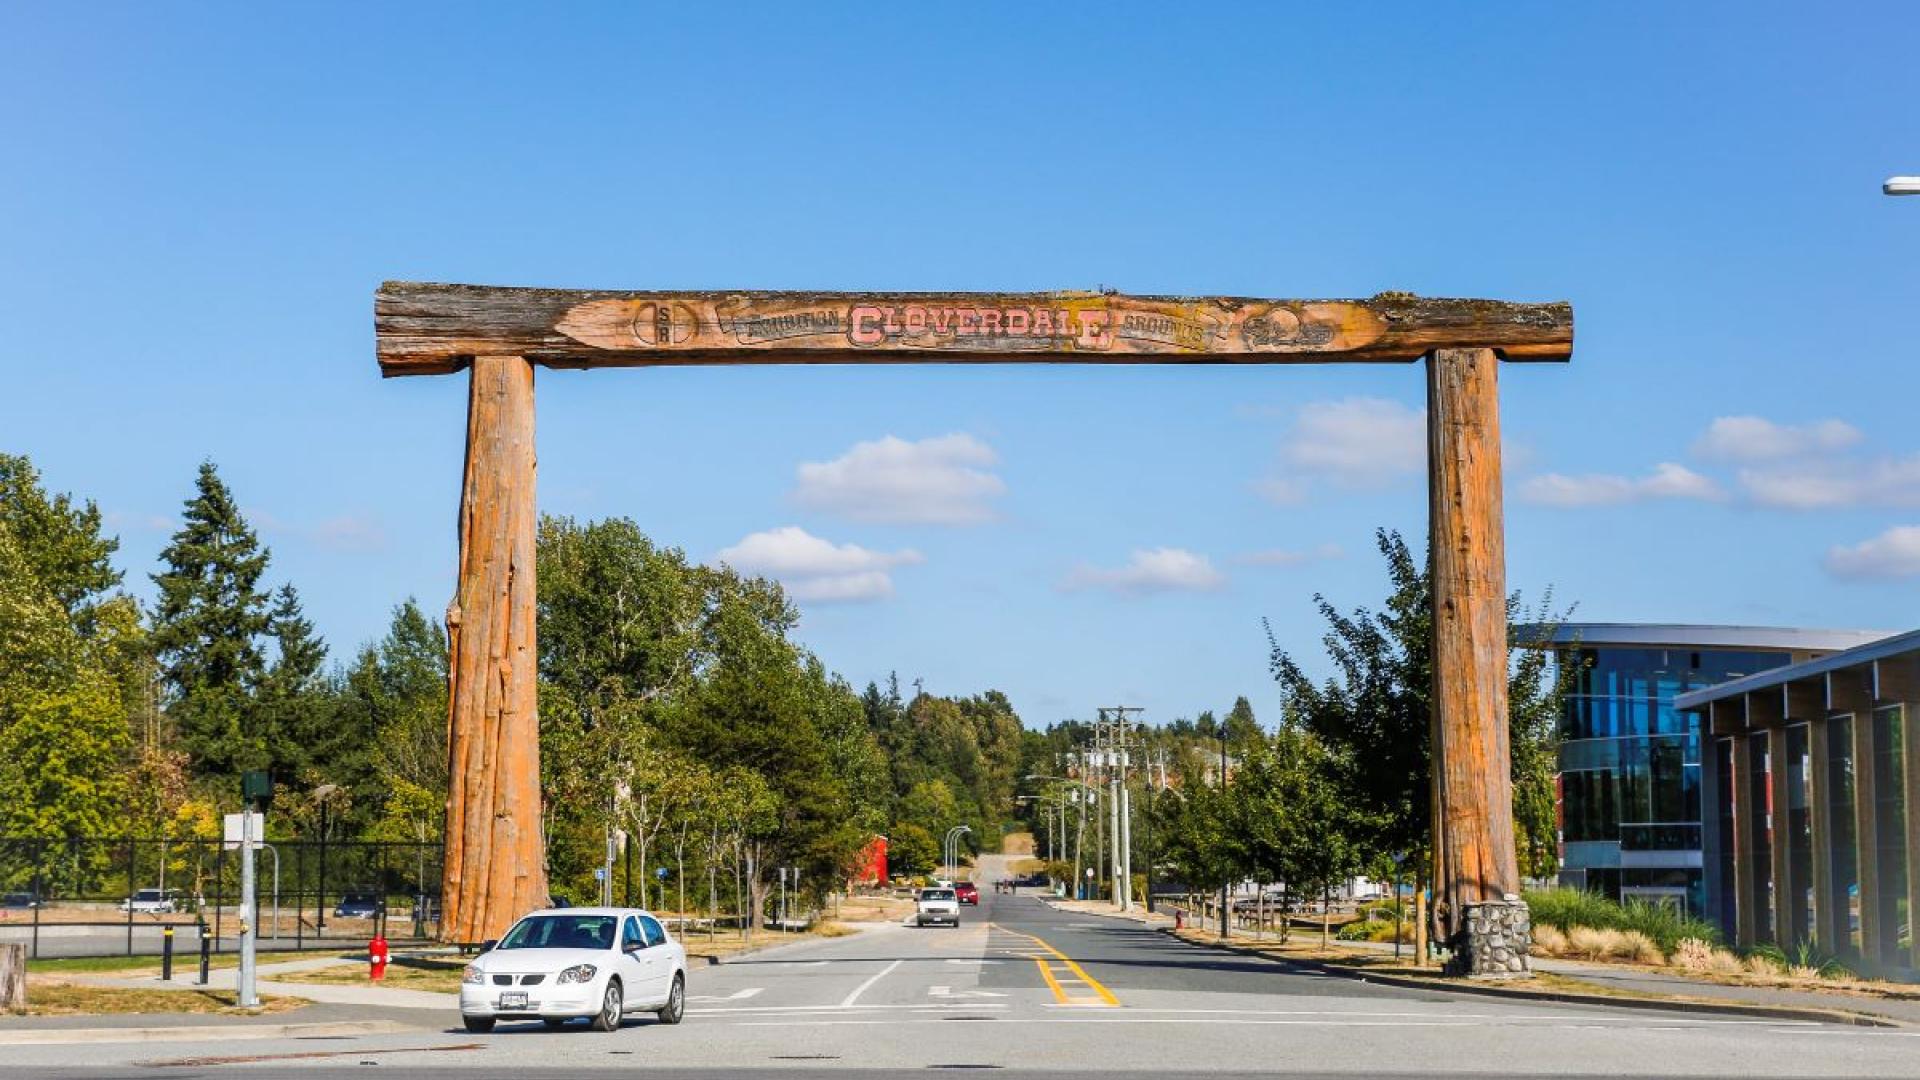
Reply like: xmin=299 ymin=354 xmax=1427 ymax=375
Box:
xmin=988 ymin=923 xmax=1120 ymax=1007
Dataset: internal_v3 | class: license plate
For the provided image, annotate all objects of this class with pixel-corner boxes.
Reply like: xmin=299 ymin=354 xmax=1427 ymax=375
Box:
xmin=498 ymin=991 xmax=528 ymax=1009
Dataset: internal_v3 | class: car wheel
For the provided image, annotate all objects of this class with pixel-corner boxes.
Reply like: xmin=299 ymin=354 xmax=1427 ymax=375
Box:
xmin=542 ymin=1017 xmax=570 ymax=1030
xmin=590 ymin=979 xmax=623 ymax=1032
xmin=655 ymin=973 xmax=685 ymax=1025
xmin=463 ymin=1016 xmax=496 ymax=1034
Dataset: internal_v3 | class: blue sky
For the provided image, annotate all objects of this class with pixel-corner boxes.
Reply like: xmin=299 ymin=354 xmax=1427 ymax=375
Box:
xmin=4 ymin=3 xmax=1918 ymax=726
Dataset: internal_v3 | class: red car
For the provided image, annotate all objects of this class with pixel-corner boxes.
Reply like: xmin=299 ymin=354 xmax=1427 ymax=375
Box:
xmin=954 ymin=881 xmax=980 ymax=906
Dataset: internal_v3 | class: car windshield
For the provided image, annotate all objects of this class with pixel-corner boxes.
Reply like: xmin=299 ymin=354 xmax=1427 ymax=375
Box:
xmin=497 ymin=914 xmax=618 ymax=950
xmin=920 ymin=889 xmax=955 ymax=901
xmin=135 ymin=890 xmax=163 ymax=900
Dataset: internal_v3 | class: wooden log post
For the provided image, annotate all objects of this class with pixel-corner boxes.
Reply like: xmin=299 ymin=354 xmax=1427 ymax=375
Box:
xmin=442 ymin=355 xmax=548 ymax=944
xmin=0 ymin=943 xmax=23 ymax=1013
xmin=1426 ymin=347 xmax=1524 ymax=975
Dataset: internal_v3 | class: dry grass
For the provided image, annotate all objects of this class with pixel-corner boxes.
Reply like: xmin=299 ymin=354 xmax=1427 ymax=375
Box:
xmin=1618 ymin=929 xmax=1665 ymax=965
xmin=1000 ymin=833 xmax=1036 ymax=857
xmin=834 ymin=894 xmax=914 ymax=924
xmin=1530 ymin=924 xmax=1569 ymax=957
xmin=1746 ymin=953 xmax=1788 ymax=977
xmin=1566 ymin=926 xmax=1626 ymax=960
xmin=19 ymin=978 xmax=303 ymax=1017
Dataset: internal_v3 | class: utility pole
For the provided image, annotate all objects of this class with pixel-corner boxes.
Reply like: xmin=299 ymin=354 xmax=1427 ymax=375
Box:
xmin=1100 ymin=706 xmax=1144 ymax=911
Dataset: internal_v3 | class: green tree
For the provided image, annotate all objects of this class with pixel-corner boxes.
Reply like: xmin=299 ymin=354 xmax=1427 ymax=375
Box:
xmin=0 ymin=453 xmax=121 ymax=625
xmin=887 ymin=823 xmax=939 ymax=878
xmin=150 ymin=462 xmax=272 ymax=781
xmin=0 ymin=525 xmax=130 ymax=867
xmin=1266 ymin=528 xmax=1571 ymax=884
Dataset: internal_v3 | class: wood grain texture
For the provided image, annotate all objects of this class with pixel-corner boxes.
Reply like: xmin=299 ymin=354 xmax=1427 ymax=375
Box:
xmin=376 ymin=283 xmax=1574 ymax=376
xmin=441 ymin=355 xmax=548 ymax=945
xmin=0 ymin=944 xmax=22 ymax=1012
xmin=1425 ymin=348 xmax=1521 ymax=936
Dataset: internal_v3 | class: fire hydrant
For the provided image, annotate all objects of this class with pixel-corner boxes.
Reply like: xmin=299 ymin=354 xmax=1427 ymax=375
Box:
xmin=369 ymin=935 xmax=389 ymax=982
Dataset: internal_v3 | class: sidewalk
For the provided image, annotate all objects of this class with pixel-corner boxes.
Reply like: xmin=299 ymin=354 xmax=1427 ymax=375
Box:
xmin=1047 ymin=896 xmax=1920 ymax=1027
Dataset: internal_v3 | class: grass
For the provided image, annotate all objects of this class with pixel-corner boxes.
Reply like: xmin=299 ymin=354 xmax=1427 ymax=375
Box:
xmin=28 ymin=952 xmax=243 ymax=975
xmin=271 ymin=957 xmax=462 ymax=993
xmin=18 ymin=979 xmax=303 ymax=1017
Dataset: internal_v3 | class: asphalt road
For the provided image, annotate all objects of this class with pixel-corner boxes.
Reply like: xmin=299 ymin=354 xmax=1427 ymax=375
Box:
xmin=8 ymin=883 xmax=1920 ymax=1077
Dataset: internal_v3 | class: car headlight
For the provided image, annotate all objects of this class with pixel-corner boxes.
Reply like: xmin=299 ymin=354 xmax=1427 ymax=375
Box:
xmin=462 ymin=964 xmax=484 ymax=986
xmin=556 ymin=964 xmax=598 ymax=984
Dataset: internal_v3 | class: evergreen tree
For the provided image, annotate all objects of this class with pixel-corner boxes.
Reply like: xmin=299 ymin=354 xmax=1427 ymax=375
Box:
xmin=151 ymin=461 xmax=272 ymax=780
xmin=257 ymin=583 xmax=333 ymax=784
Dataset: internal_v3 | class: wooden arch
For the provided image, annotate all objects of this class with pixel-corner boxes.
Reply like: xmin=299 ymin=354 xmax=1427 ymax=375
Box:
xmin=374 ymin=283 xmax=1574 ymax=947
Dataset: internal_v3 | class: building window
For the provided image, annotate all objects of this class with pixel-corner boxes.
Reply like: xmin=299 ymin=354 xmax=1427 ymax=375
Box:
xmin=1714 ymin=738 xmax=1736 ymax=935
xmin=1827 ymin=716 xmax=1859 ymax=956
xmin=1786 ymin=724 xmax=1814 ymax=945
xmin=1872 ymin=706 xmax=1908 ymax=966
xmin=1749 ymin=731 xmax=1775 ymax=944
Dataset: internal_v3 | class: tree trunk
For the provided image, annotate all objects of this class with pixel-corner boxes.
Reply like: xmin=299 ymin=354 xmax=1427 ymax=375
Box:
xmin=442 ymin=355 xmax=546 ymax=944
xmin=1427 ymin=348 xmax=1520 ymax=941
xmin=0 ymin=944 xmax=24 ymax=1013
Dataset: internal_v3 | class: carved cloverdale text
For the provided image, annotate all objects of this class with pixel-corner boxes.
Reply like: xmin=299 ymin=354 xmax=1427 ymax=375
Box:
xmin=848 ymin=304 xmax=1119 ymax=349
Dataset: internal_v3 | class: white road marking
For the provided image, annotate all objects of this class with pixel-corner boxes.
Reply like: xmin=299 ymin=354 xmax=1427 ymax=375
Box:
xmin=839 ymin=959 xmax=903 ymax=1008
xmin=929 ymin=985 xmax=1008 ymax=999
xmin=690 ymin=1003 xmax=1009 ymax=1016
xmin=944 ymin=958 xmax=1001 ymax=965
xmin=689 ymin=987 xmax=763 ymax=1002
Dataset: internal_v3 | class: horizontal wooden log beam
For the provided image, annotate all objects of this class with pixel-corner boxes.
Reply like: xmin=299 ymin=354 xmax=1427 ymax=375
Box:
xmin=376 ymin=282 xmax=1573 ymax=377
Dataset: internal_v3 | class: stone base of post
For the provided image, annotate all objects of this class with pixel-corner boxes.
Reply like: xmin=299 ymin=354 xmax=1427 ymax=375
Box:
xmin=1446 ymin=899 xmax=1531 ymax=978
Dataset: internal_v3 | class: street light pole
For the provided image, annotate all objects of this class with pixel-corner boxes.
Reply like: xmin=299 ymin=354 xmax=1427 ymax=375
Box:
xmin=1219 ymin=730 xmax=1230 ymax=939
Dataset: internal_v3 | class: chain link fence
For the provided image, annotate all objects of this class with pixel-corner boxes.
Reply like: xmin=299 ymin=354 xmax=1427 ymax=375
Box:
xmin=0 ymin=837 xmax=443 ymax=959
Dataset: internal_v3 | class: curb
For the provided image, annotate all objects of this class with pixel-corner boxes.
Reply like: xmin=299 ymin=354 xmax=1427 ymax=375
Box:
xmin=0 ymin=1019 xmax=420 ymax=1046
xmin=1163 ymin=929 xmax=1901 ymax=1029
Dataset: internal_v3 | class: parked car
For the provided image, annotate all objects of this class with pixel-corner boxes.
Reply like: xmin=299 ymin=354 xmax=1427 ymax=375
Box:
xmin=915 ymin=887 xmax=960 ymax=927
xmin=0 ymin=892 xmax=42 ymax=910
xmin=954 ymin=881 xmax=979 ymax=906
xmin=119 ymin=888 xmax=180 ymax=914
xmin=460 ymin=907 xmax=687 ymax=1034
xmin=334 ymin=892 xmax=384 ymax=919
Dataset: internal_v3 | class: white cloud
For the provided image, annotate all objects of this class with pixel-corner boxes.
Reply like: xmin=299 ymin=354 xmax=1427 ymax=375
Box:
xmin=1237 ymin=543 xmax=1344 ymax=567
xmin=313 ymin=514 xmax=386 ymax=553
xmin=792 ymin=434 xmax=1004 ymax=525
xmin=1738 ymin=454 xmax=1920 ymax=510
xmin=714 ymin=526 xmax=923 ymax=602
xmin=1061 ymin=548 xmax=1225 ymax=594
xmin=1826 ymin=525 xmax=1920 ymax=580
xmin=1279 ymin=397 xmax=1426 ymax=485
xmin=104 ymin=510 xmax=176 ymax=533
xmin=1519 ymin=463 xmax=1725 ymax=507
xmin=1694 ymin=416 xmax=1863 ymax=462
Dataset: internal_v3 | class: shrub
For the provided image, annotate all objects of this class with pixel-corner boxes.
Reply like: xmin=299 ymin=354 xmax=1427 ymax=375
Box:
xmin=1567 ymin=926 xmax=1628 ymax=960
xmin=1671 ymin=937 xmax=1715 ymax=970
xmin=1522 ymin=888 xmax=1719 ymax=954
xmin=1531 ymin=924 xmax=1569 ymax=957
xmin=1617 ymin=929 xmax=1665 ymax=965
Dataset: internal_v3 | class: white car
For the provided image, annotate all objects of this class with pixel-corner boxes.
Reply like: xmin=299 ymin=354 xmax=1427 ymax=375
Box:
xmin=915 ymin=887 xmax=960 ymax=927
xmin=120 ymin=888 xmax=180 ymax=915
xmin=459 ymin=907 xmax=688 ymax=1033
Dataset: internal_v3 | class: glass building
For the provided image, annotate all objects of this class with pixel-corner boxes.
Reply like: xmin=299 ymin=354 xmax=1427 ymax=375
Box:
xmin=1678 ymin=628 xmax=1920 ymax=976
xmin=1526 ymin=625 xmax=1888 ymax=917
